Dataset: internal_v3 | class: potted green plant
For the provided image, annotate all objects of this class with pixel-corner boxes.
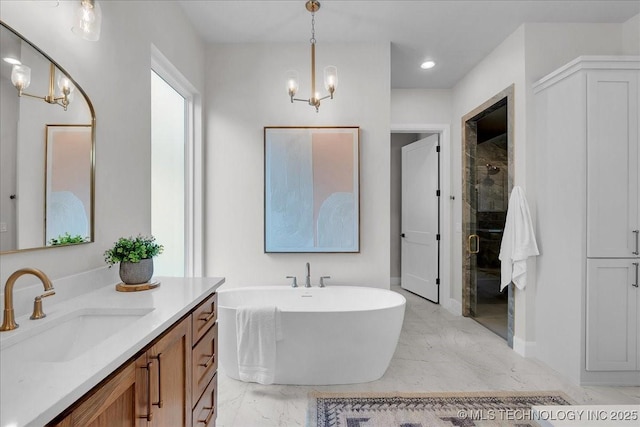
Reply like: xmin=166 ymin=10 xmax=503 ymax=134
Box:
xmin=104 ymin=235 xmax=164 ymax=284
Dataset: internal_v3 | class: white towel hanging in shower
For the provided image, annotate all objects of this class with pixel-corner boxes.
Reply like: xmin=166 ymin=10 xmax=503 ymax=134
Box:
xmin=499 ymin=186 xmax=539 ymax=291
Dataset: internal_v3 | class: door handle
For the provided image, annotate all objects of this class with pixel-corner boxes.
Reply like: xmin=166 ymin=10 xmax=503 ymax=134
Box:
xmin=401 ymin=233 xmax=406 ymax=238
xmin=633 ymin=262 xmax=639 ymax=288
xmin=633 ymin=230 xmax=639 ymax=255
xmin=468 ymin=234 xmax=480 ymax=254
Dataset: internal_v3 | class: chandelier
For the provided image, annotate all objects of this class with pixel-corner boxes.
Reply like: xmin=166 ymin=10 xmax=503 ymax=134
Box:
xmin=287 ymin=0 xmax=337 ymax=112
xmin=10 ymin=62 xmax=74 ymax=111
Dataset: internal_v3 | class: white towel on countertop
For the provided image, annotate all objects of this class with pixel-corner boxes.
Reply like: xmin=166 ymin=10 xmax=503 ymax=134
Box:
xmin=236 ymin=305 xmax=283 ymax=385
xmin=499 ymin=186 xmax=540 ymax=291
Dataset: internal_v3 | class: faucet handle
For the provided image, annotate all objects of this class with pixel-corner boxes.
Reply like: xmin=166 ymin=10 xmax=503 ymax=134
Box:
xmin=286 ymin=276 xmax=298 ymax=288
xmin=319 ymin=276 xmax=331 ymax=287
xmin=30 ymin=289 xmax=55 ymax=320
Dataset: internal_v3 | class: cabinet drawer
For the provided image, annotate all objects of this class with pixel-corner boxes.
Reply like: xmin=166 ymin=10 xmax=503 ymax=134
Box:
xmin=192 ymin=322 xmax=218 ymax=405
xmin=192 ymin=293 xmax=217 ymax=345
xmin=192 ymin=374 xmax=217 ymax=427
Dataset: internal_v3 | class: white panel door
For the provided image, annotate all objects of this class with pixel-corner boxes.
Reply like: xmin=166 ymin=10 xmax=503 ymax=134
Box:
xmin=401 ymin=135 xmax=439 ymax=302
xmin=587 ymin=71 xmax=639 ymax=258
xmin=586 ymin=258 xmax=638 ymax=371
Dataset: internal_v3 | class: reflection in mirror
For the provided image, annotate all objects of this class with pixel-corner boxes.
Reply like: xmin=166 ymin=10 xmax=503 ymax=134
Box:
xmin=0 ymin=22 xmax=95 ymax=253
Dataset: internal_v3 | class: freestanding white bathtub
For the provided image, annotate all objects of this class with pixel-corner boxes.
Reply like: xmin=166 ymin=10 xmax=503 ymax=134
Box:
xmin=218 ymin=285 xmax=406 ymax=385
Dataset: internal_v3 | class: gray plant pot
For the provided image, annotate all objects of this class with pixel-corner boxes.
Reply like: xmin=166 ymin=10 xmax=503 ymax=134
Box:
xmin=119 ymin=258 xmax=154 ymax=284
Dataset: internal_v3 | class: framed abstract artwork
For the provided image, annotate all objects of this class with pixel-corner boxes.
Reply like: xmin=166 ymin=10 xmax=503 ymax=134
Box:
xmin=264 ymin=126 xmax=360 ymax=253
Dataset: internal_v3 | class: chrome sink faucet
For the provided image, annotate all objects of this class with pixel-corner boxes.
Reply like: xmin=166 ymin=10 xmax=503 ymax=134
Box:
xmin=305 ymin=262 xmax=311 ymax=288
xmin=1 ymin=268 xmax=55 ymax=331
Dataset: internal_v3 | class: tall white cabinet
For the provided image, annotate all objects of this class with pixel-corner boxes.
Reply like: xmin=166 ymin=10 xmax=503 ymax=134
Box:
xmin=534 ymin=56 xmax=640 ymax=385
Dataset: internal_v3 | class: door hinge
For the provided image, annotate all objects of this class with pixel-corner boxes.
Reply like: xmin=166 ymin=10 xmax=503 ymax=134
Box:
xmin=436 ymin=145 xmax=441 ymax=152
xmin=436 ymin=278 xmax=440 ymax=285
xmin=436 ymin=234 xmax=441 ymax=241
xmin=436 ymin=190 xmax=440 ymax=197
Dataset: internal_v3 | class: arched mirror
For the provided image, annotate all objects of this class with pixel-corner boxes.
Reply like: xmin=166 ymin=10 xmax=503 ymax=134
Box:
xmin=0 ymin=21 xmax=95 ymax=253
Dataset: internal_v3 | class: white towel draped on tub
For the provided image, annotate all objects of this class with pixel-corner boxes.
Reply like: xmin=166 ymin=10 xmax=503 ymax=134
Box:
xmin=499 ymin=186 xmax=540 ymax=291
xmin=236 ymin=305 xmax=283 ymax=385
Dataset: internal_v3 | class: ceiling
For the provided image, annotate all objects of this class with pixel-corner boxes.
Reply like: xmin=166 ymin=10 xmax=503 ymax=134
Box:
xmin=179 ymin=0 xmax=640 ymax=89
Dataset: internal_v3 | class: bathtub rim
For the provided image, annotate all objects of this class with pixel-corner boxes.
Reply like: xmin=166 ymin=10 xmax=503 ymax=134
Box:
xmin=217 ymin=285 xmax=406 ymax=314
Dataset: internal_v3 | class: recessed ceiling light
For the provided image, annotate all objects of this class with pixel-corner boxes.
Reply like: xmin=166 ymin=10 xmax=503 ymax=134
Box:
xmin=3 ymin=57 xmax=21 ymax=65
xmin=420 ymin=61 xmax=436 ymax=70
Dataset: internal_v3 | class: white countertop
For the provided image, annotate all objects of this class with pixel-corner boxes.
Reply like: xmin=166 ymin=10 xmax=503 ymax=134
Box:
xmin=0 ymin=276 xmax=225 ymax=427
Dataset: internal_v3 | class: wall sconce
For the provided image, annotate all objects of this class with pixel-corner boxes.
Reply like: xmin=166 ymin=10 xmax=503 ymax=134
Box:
xmin=287 ymin=0 xmax=337 ymax=113
xmin=71 ymin=0 xmax=102 ymax=41
xmin=11 ymin=62 xmax=74 ymax=111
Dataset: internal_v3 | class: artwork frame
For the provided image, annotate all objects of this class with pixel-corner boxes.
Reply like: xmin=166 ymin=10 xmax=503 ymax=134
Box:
xmin=264 ymin=126 xmax=360 ymax=253
xmin=44 ymin=124 xmax=93 ymax=245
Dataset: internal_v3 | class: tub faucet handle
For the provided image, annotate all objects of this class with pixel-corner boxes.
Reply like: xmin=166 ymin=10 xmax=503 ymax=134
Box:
xmin=319 ymin=276 xmax=331 ymax=287
xmin=286 ymin=276 xmax=298 ymax=288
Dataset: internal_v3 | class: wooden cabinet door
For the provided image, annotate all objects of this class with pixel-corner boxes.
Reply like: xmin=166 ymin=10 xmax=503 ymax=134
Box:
xmin=587 ymin=70 xmax=639 ymax=258
xmin=586 ymin=258 xmax=638 ymax=371
xmin=145 ymin=316 xmax=193 ymax=427
xmin=50 ymin=357 xmax=142 ymax=427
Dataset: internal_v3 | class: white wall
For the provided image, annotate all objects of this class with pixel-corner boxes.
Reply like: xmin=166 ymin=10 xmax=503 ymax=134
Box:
xmin=391 ymin=89 xmax=452 ymax=125
xmin=206 ymin=42 xmax=391 ymax=288
xmin=450 ymin=25 xmax=528 ymax=343
xmin=0 ymin=1 xmax=205 ymax=303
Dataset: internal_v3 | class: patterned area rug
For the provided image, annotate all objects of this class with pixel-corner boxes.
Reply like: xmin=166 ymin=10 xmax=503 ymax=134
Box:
xmin=308 ymin=391 xmax=573 ymax=427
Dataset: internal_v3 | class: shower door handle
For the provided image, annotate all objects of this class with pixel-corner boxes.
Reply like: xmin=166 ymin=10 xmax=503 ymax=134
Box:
xmin=468 ymin=234 xmax=480 ymax=254
xmin=633 ymin=230 xmax=639 ymax=255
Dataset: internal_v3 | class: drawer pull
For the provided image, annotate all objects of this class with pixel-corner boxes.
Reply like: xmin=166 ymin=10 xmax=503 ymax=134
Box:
xmin=200 ymin=353 xmax=215 ymax=368
xmin=199 ymin=311 xmax=215 ymax=322
xmin=139 ymin=361 xmax=154 ymax=421
xmin=151 ymin=353 xmax=163 ymax=408
xmin=199 ymin=406 xmax=215 ymax=425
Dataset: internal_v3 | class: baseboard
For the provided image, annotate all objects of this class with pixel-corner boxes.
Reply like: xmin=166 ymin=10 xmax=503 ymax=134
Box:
xmin=513 ymin=336 xmax=536 ymax=358
xmin=390 ymin=277 xmax=401 ymax=286
xmin=448 ymin=298 xmax=462 ymax=316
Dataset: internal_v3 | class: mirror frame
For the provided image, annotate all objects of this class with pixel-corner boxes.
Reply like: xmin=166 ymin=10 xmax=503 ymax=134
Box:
xmin=0 ymin=21 xmax=96 ymax=254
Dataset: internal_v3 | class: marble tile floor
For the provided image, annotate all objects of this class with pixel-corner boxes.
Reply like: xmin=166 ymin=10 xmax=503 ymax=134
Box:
xmin=217 ymin=285 xmax=640 ymax=427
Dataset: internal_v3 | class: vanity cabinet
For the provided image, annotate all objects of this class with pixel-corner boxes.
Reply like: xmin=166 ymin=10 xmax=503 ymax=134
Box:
xmin=139 ymin=316 xmax=192 ymax=426
xmin=534 ymin=56 xmax=640 ymax=385
xmin=48 ymin=292 xmax=218 ymax=427
xmin=191 ymin=293 xmax=218 ymax=427
xmin=50 ymin=358 xmax=141 ymax=427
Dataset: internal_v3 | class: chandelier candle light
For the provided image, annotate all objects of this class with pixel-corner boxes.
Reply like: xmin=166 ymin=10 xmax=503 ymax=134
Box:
xmin=287 ymin=0 xmax=337 ymax=112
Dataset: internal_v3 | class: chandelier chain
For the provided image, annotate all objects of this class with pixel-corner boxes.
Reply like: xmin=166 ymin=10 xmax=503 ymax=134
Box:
xmin=310 ymin=11 xmax=316 ymax=44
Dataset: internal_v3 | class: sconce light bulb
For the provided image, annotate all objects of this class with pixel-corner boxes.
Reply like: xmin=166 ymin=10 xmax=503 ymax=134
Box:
xmin=11 ymin=64 xmax=31 ymax=91
xmin=57 ymin=73 xmax=74 ymax=93
xmin=323 ymin=65 xmax=338 ymax=93
xmin=72 ymin=0 xmax=102 ymax=41
xmin=286 ymin=70 xmax=299 ymax=99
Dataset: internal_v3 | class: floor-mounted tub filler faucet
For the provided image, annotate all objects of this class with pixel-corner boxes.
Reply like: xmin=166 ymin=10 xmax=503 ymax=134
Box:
xmin=1 ymin=268 xmax=55 ymax=331
xmin=305 ymin=262 xmax=311 ymax=288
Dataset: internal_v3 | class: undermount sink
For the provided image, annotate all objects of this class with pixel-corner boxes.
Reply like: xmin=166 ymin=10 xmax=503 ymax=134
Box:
xmin=0 ymin=307 xmax=153 ymax=363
